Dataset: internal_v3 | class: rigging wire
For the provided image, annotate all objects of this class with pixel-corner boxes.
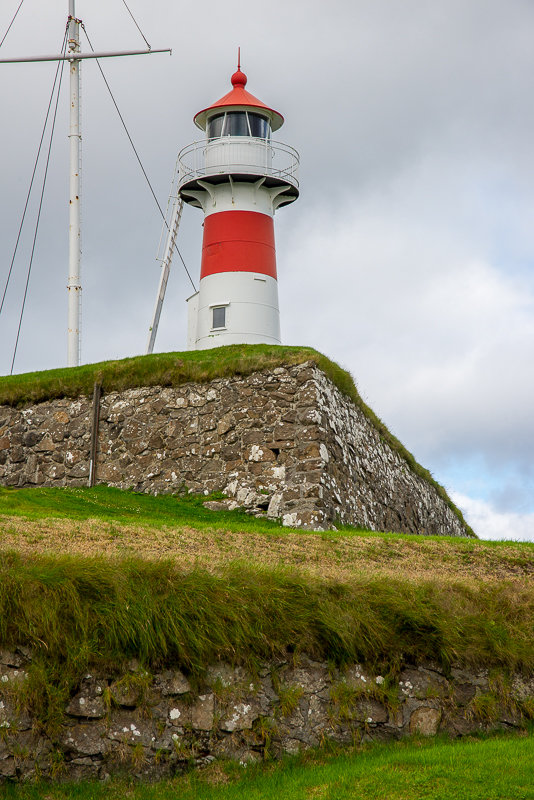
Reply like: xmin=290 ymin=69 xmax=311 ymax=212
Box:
xmin=81 ymin=23 xmax=197 ymax=292
xmin=10 ymin=37 xmax=67 ymax=374
xmin=0 ymin=25 xmax=69 ymax=320
xmin=120 ymin=0 xmax=151 ymax=50
xmin=0 ymin=0 xmax=25 ymax=50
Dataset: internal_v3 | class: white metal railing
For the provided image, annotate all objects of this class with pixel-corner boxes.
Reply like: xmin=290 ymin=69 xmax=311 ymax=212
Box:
xmin=177 ymin=137 xmax=300 ymax=190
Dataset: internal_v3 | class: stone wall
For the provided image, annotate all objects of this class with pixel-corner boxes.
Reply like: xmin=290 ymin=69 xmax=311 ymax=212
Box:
xmin=0 ymin=648 xmax=532 ymax=782
xmin=0 ymin=362 xmax=468 ymax=535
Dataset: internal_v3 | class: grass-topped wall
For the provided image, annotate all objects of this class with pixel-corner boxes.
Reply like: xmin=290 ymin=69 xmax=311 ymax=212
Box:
xmin=0 ymin=346 xmax=340 ymax=406
xmin=1 ymin=549 xmax=533 ymax=733
xmin=0 ymin=345 xmax=471 ymax=534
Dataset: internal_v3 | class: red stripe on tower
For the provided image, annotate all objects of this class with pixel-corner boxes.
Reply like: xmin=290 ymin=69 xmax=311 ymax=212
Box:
xmin=200 ymin=211 xmax=277 ymax=280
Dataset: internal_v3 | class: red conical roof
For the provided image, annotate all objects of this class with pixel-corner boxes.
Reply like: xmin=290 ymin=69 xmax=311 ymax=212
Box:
xmin=194 ymin=62 xmax=284 ymax=132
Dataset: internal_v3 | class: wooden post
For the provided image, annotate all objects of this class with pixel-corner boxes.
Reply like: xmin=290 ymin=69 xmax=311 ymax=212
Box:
xmin=88 ymin=382 xmax=102 ymax=487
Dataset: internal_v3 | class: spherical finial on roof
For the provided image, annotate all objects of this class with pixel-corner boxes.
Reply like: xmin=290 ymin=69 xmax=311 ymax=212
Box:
xmin=231 ymin=67 xmax=247 ymax=88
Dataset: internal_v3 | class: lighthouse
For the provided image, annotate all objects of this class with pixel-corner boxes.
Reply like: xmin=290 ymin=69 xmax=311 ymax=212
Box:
xmin=178 ymin=58 xmax=299 ymax=349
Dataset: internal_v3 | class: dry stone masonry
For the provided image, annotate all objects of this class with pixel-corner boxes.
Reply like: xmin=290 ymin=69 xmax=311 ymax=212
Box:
xmin=0 ymin=648 xmax=532 ymax=782
xmin=0 ymin=362 xmax=468 ymax=535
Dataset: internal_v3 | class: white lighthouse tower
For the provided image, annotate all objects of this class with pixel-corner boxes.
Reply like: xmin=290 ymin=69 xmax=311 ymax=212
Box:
xmin=178 ymin=58 xmax=299 ymax=349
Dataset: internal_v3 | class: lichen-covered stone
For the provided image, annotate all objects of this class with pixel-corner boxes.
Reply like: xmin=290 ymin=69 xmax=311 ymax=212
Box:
xmin=355 ymin=698 xmax=388 ymax=725
xmin=398 ymin=667 xmax=449 ymax=700
xmin=0 ymin=666 xmax=27 ymax=686
xmin=66 ymin=676 xmax=107 ymax=718
xmin=220 ymin=701 xmax=261 ymax=732
xmin=106 ymin=710 xmax=155 ymax=747
xmin=0 ymin=697 xmax=31 ymax=732
xmin=66 ymin=694 xmax=106 ymax=719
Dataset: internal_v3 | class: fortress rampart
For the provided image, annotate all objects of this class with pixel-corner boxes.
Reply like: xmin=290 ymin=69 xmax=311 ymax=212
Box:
xmin=0 ymin=362 xmax=468 ymax=536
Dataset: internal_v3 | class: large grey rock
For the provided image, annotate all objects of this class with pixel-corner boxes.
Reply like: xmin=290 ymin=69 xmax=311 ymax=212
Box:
xmin=219 ymin=701 xmax=261 ymax=732
xmin=191 ymin=694 xmax=214 ymax=731
xmin=409 ymin=707 xmax=441 ymax=736
xmin=66 ymin=676 xmax=107 ymax=718
xmin=398 ymin=668 xmax=449 ymax=700
xmin=106 ymin=710 xmax=155 ymax=747
xmin=155 ymin=669 xmax=191 ymax=696
xmin=62 ymin=722 xmax=109 ymax=756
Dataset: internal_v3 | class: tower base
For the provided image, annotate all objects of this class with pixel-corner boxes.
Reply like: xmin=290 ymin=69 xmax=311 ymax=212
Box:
xmin=187 ymin=271 xmax=281 ymax=350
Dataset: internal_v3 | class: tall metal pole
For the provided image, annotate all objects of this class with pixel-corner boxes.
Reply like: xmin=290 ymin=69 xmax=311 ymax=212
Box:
xmin=67 ymin=0 xmax=81 ymax=367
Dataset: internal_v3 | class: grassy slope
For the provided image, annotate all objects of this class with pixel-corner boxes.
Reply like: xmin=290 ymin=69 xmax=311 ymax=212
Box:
xmin=4 ymin=734 xmax=534 ymax=799
xmin=0 ymin=344 xmax=472 ymax=534
xmin=0 ymin=489 xmax=532 ymax=687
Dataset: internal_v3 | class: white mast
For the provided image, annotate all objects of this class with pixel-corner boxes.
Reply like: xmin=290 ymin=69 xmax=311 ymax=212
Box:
xmin=67 ymin=0 xmax=81 ymax=367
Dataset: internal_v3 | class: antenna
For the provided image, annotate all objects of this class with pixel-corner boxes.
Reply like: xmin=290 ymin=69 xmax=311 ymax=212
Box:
xmin=237 ymin=46 xmax=240 ymax=70
xmin=0 ymin=0 xmax=171 ymax=368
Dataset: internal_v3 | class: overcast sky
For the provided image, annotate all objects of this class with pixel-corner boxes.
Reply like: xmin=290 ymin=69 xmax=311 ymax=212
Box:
xmin=1 ymin=0 xmax=533 ymax=541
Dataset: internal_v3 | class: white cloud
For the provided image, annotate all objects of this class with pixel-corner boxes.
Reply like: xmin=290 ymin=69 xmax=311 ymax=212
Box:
xmin=451 ymin=492 xmax=534 ymax=542
xmin=279 ymin=163 xmax=534 ymax=478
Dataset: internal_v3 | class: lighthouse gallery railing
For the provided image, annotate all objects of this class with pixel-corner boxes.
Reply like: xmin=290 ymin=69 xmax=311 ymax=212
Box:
xmin=177 ymin=137 xmax=300 ymax=190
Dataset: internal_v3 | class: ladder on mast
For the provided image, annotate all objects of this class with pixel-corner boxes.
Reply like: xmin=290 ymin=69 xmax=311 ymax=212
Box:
xmin=145 ymin=161 xmax=184 ymax=354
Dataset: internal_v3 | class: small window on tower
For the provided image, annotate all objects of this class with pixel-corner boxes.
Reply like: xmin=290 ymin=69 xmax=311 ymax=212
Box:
xmin=212 ymin=306 xmax=226 ymax=329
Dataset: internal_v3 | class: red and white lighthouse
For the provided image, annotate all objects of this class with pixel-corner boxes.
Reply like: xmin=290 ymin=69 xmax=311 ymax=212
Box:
xmin=178 ymin=59 xmax=299 ymax=349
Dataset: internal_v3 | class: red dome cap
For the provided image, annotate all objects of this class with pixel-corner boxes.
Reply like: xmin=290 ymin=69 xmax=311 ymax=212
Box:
xmin=194 ymin=59 xmax=284 ymax=132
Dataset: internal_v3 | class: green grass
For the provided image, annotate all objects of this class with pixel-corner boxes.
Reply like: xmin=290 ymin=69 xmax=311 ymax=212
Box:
xmin=0 ymin=486 xmax=529 ymax=554
xmin=0 ymin=485 xmax=287 ymax=534
xmin=3 ymin=733 xmax=533 ymax=799
xmin=0 ymin=344 xmax=473 ymax=535
xmin=0 ymin=548 xmax=532 ymax=734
